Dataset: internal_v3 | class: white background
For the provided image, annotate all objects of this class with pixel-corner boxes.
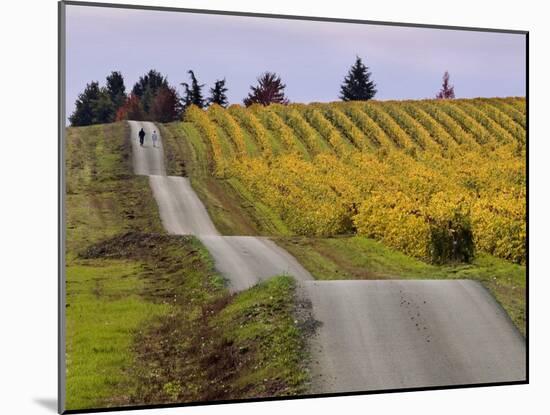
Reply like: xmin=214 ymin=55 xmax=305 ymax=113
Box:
xmin=0 ymin=0 xmax=545 ymax=414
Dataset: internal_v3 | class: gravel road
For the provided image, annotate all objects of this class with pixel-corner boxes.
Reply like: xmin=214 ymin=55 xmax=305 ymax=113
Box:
xmin=303 ymin=279 xmax=526 ymax=392
xmin=128 ymin=120 xmax=312 ymax=291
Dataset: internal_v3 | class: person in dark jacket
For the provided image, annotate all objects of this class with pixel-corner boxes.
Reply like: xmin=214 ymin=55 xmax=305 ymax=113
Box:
xmin=138 ymin=128 xmax=146 ymax=146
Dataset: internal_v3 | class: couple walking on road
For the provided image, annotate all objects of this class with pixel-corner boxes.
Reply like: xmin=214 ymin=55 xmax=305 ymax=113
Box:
xmin=138 ymin=127 xmax=158 ymax=148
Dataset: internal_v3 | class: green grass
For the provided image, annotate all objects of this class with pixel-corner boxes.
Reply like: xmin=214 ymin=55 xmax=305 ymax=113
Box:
xmin=74 ymin=232 xmax=227 ymax=408
xmin=213 ymin=276 xmax=310 ymax=396
xmin=278 ymin=235 xmax=526 ymax=335
xmin=65 ymin=123 xmax=163 ymax=256
xmin=65 ymin=261 xmax=171 ymax=409
xmin=65 ymin=122 xmax=168 ymax=409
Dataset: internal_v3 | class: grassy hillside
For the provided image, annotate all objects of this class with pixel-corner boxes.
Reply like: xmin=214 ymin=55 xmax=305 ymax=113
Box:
xmin=65 ymin=123 xmax=311 ymax=410
xmin=163 ymin=98 xmax=526 ymax=334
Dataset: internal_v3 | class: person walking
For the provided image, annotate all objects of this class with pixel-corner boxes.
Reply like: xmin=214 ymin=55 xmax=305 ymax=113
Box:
xmin=152 ymin=130 xmax=158 ymax=148
xmin=138 ymin=128 xmax=145 ymax=147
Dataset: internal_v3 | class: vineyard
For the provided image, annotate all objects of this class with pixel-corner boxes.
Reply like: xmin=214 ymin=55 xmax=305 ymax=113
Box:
xmin=183 ymin=98 xmax=526 ymax=264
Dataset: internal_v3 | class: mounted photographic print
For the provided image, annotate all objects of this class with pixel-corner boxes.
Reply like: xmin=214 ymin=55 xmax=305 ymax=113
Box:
xmin=58 ymin=1 xmax=528 ymax=413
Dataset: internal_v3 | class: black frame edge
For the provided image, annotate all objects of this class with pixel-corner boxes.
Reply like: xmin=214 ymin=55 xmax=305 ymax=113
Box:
xmin=58 ymin=1 xmax=67 ymax=414
xmin=62 ymin=0 xmax=528 ymax=34
xmin=62 ymin=380 xmax=528 ymax=414
xmin=525 ymin=31 xmax=530 ymax=384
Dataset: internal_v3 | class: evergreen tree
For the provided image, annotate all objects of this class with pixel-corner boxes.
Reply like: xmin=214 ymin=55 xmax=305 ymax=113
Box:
xmin=69 ymin=81 xmax=101 ymax=126
xmin=106 ymin=71 xmax=126 ymax=110
xmin=92 ymin=88 xmax=115 ymax=124
xmin=181 ymin=70 xmax=205 ymax=109
xmin=150 ymin=86 xmax=182 ymax=122
xmin=69 ymin=82 xmax=116 ymax=126
xmin=208 ymin=79 xmax=228 ymax=107
xmin=339 ymin=56 xmax=377 ymax=101
xmin=436 ymin=71 xmax=455 ymax=99
xmin=131 ymin=69 xmax=168 ymax=113
xmin=243 ymin=72 xmax=289 ymax=107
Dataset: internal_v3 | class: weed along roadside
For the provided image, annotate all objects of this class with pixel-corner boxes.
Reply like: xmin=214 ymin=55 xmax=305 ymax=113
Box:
xmin=65 ymin=123 xmax=312 ymax=410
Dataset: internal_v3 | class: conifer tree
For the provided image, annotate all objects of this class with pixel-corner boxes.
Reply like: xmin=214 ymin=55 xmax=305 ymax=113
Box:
xmin=339 ymin=56 xmax=377 ymax=101
xmin=69 ymin=82 xmax=115 ymax=126
xmin=92 ymin=88 xmax=115 ymax=124
xmin=208 ymin=79 xmax=229 ymax=107
xmin=106 ymin=71 xmax=126 ymax=110
xmin=181 ymin=70 xmax=206 ymax=109
xmin=69 ymin=82 xmax=102 ymax=126
xmin=131 ymin=69 xmax=168 ymax=113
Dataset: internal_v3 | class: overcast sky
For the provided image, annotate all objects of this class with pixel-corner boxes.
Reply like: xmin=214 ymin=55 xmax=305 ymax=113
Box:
xmin=65 ymin=4 xmax=526 ymax=118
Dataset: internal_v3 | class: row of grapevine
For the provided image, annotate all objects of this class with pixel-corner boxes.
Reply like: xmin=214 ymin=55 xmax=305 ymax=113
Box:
xmin=418 ymin=101 xmax=480 ymax=149
xmin=252 ymin=105 xmax=305 ymax=156
xmin=208 ymin=104 xmax=247 ymax=156
xmin=342 ymin=103 xmax=396 ymax=150
xmin=301 ymin=107 xmax=350 ymax=155
xmin=361 ymin=103 xmax=418 ymax=150
xmin=474 ymin=99 xmax=526 ymax=143
xmin=400 ymin=103 xmax=460 ymax=151
xmin=456 ymin=101 xmax=516 ymax=144
xmin=508 ymin=98 xmax=526 ymax=114
xmin=277 ymin=106 xmax=329 ymax=155
xmin=232 ymin=154 xmax=353 ymax=235
xmin=228 ymin=104 xmax=272 ymax=157
xmin=323 ymin=105 xmax=377 ymax=151
xmin=436 ymin=101 xmax=495 ymax=146
xmin=378 ymin=102 xmax=439 ymax=151
xmin=184 ymin=105 xmax=227 ymax=177
xmin=183 ymin=98 xmax=526 ymax=264
xmin=484 ymin=99 xmax=526 ymax=129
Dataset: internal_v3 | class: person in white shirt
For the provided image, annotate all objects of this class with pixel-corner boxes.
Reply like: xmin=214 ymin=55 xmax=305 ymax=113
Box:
xmin=152 ymin=130 xmax=158 ymax=148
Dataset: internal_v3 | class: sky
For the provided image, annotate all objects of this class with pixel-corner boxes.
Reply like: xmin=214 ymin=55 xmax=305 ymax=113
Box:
xmin=65 ymin=4 xmax=526 ymax=119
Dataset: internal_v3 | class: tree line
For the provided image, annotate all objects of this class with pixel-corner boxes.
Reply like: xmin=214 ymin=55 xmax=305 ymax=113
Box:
xmin=69 ymin=56 xmax=455 ymax=126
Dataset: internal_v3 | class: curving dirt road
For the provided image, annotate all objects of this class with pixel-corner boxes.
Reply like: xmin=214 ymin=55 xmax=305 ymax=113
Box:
xmin=128 ymin=120 xmax=526 ymax=393
xmin=128 ymin=120 xmax=312 ymax=292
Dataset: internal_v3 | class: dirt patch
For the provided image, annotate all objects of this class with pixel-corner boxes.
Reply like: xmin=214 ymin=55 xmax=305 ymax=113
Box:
xmin=79 ymin=231 xmax=194 ymax=261
xmin=121 ymin=291 xmax=271 ymax=405
xmin=294 ymin=284 xmax=322 ymax=337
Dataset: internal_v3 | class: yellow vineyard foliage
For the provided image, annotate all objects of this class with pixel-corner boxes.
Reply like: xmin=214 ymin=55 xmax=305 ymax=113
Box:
xmin=185 ymin=98 xmax=526 ymax=264
xmin=208 ymin=104 xmax=247 ymax=156
xmin=228 ymin=104 xmax=272 ymax=157
xmin=184 ymin=105 xmax=227 ymax=177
